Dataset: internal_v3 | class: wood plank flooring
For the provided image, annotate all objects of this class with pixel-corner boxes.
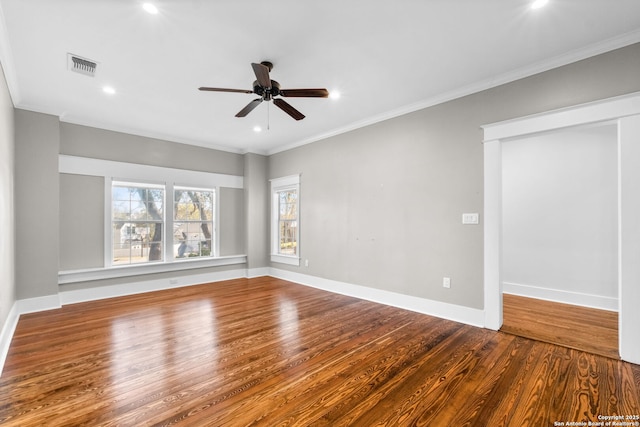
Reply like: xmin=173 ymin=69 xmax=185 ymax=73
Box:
xmin=501 ymin=293 xmax=619 ymax=360
xmin=1 ymin=277 xmax=639 ymax=426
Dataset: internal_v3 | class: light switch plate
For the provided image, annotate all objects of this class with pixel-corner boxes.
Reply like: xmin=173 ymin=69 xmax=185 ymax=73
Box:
xmin=462 ymin=213 xmax=479 ymax=224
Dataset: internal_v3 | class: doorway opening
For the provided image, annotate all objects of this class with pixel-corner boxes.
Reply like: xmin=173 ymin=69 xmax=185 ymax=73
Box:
xmin=499 ymin=123 xmax=618 ymax=357
xmin=482 ymin=91 xmax=640 ymax=365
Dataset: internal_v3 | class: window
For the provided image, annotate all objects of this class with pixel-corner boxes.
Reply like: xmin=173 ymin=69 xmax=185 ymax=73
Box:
xmin=111 ymin=182 xmax=217 ymax=265
xmin=174 ymin=187 xmax=215 ymax=259
xmin=277 ymin=190 xmax=298 ymax=256
xmin=271 ymin=175 xmax=300 ymax=266
xmin=112 ymin=182 xmax=165 ymax=265
xmin=58 ymin=155 xmax=246 ymax=283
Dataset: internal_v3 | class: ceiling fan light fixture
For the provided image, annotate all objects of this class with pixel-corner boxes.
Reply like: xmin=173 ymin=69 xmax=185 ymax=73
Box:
xmin=329 ymin=90 xmax=341 ymax=100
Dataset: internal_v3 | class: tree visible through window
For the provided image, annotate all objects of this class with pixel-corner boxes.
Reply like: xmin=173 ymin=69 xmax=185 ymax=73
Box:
xmin=112 ymin=182 xmax=164 ymax=265
xmin=278 ymin=189 xmax=298 ymax=256
xmin=174 ymin=187 xmax=215 ymax=259
xmin=271 ymin=175 xmax=300 ymax=265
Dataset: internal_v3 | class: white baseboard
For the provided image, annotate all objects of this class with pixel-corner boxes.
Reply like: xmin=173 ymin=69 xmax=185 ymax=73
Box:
xmin=246 ymin=267 xmax=271 ymax=278
xmin=1 ymin=294 xmax=61 ymax=377
xmin=0 ymin=302 xmax=19 ymax=377
xmin=2 ymin=268 xmax=487 ymax=377
xmin=269 ymin=268 xmax=486 ymax=328
xmin=15 ymin=294 xmax=62 ymax=314
xmin=60 ymin=268 xmax=248 ymax=305
xmin=503 ymin=281 xmax=618 ymax=312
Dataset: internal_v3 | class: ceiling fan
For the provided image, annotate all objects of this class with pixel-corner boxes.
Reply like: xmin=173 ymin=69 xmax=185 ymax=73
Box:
xmin=199 ymin=61 xmax=329 ymax=121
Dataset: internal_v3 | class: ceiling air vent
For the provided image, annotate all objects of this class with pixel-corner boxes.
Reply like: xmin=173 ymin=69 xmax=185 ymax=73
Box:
xmin=67 ymin=53 xmax=97 ymax=77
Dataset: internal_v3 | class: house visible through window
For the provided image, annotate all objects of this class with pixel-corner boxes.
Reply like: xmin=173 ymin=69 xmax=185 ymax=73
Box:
xmin=271 ymin=175 xmax=300 ymax=266
xmin=112 ymin=182 xmax=165 ymax=265
xmin=58 ymin=155 xmax=245 ymax=282
xmin=174 ymin=187 xmax=215 ymax=259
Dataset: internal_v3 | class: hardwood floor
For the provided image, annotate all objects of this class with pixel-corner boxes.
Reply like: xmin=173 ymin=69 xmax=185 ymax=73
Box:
xmin=1 ymin=277 xmax=639 ymax=426
xmin=501 ymin=293 xmax=619 ymax=360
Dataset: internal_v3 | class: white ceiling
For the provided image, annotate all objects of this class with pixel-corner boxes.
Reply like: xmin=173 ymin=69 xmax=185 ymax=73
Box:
xmin=1 ymin=1 xmax=639 ymax=155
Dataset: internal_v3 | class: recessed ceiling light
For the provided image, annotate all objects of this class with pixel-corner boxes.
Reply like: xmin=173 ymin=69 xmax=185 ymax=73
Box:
xmin=253 ymin=126 xmax=262 ymax=133
xmin=102 ymin=86 xmax=116 ymax=95
xmin=142 ymin=3 xmax=159 ymax=14
xmin=329 ymin=90 xmax=341 ymax=100
xmin=531 ymin=0 xmax=549 ymax=10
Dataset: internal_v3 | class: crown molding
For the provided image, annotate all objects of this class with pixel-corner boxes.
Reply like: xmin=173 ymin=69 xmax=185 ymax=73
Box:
xmin=0 ymin=1 xmax=19 ymax=105
xmin=267 ymin=29 xmax=640 ymax=155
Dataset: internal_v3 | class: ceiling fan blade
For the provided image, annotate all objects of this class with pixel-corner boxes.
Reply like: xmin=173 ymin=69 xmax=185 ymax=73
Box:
xmin=199 ymin=87 xmax=253 ymax=94
xmin=273 ymin=98 xmax=305 ymax=121
xmin=251 ymin=62 xmax=272 ymax=89
xmin=235 ymin=98 xmax=263 ymax=117
xmin=279 ymin=88 xmax=329 ymax=98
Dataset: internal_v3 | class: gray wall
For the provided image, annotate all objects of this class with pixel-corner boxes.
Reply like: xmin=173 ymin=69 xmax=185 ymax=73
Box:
xmin=60 ymin=123 xmax=243 ymax=175
xmin=0 ymin=63 xmax=15 ymax=333
xmin=15 ymin=110 xmax=60 ymax=299
xmin=59 ymin=173 xmax=104 ymax=271
xmin=244 ymin=153 xmax=269 ymax=269
xmin=57 ymin=123 xmax=248 ymax=290
xmin=10 ymin=42 xmax=640 ymax=311
xmin=269 ymin=43 xmax=640 ymax=310
xmin=9 ymin=117 xmax=250 ymax=298
xmin=219 ymin=187 xmax=245 ymax=256
xmin=59 ymin=173 xmax=246 ymax=270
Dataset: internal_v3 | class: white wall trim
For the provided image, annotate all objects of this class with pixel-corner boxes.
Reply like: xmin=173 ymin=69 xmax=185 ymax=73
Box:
xmin=482 ymin=91 xmax=640 ymax=142
xmin=270 ymin=254 xmax=300 ymax=266
xmin=0 ymin=302 xmax=19 ymax=377
xmin=503 ymin=282 xmax=618 ymax=312
xmin=0 ymin=294 xmax=61 ymax=377
xmin=59 ymin=154 xmax=244 ymax=189
xmin=483 ymin=93 xmax=640 ymax=365
xmin=483 ymin=139 xmax=503 ymax=331
xmin=0 ymin=1 xmax=20 ymax=105
xmin=59 ymin=255 xmax=247 ymax=284
xmin=618 ymin=114 xmax=640 ymax=365
xmin=270 ymin=268 xmax=485 ymax=328
xmin=247 ymin=267 xmax=271 ymax=278
xmin=15 ymin=294 xmax=62 ymax=314
xmin=59 ymin=268 xmax=248 ymax=305
xmin=270 ymin=174 xmax=301 ymax=266
xmin=268 ymin=31 xmax=640 ymax=156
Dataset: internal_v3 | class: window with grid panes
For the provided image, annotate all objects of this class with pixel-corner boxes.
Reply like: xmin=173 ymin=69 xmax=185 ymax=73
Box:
xmin=174 ymin=187 xmax=215 ymax=259
xmin=270 ymin=175 xmax=300 ymax=266
xmin=112 ymin=182 xmax=164 ymax=265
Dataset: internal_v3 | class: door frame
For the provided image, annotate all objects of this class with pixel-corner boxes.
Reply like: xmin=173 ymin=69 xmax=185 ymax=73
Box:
xmin=482 ymin=91 xmax=640 ymax=364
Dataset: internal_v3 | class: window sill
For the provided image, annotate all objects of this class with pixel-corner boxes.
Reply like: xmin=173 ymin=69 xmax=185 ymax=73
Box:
xmin=270 ymin=254 xmax=300 ymax=266
xmin=59 ymin=255 xmax=247 ymax=284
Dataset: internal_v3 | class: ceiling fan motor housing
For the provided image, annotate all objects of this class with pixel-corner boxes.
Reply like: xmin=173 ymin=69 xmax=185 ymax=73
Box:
xmin=253 ymin=80 xmax=281 ymax=100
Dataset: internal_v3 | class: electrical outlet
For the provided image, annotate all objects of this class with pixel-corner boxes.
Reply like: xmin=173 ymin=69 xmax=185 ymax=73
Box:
xmin=169 ymin=278 xmax=178 ymax=285
xmin=443 ymin=277 xmax=451 ymax=288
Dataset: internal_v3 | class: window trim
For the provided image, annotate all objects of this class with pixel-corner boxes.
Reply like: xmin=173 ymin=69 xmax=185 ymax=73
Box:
xmin=59 ymin=155 xmax=245 ymax=282
xmin=172 ymin=185 xmax=217 ymax=261
xmin=111 ymin=180 xmax=167 ymax=266
xmin=270 ymin=174 xmax=300 ymax=266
